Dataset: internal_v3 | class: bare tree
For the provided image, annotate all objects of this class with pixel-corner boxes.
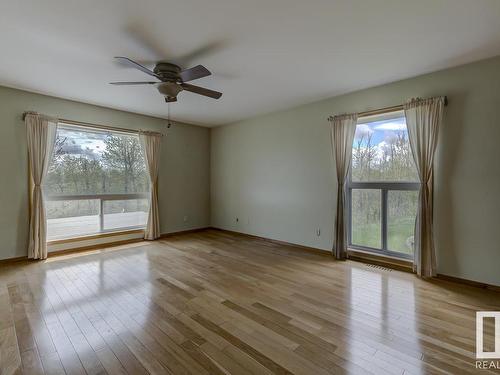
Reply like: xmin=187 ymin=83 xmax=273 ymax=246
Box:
xmin=102 ymin=135 xmax=147 ymax=193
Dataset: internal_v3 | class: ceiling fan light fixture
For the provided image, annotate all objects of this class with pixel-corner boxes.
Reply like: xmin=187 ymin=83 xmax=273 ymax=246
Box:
xmin=157 ymin=82 xmax=183 ymax=98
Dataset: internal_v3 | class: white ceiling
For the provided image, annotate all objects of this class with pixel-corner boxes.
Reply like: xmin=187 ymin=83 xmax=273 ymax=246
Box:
xmin=1 ymin=0 xmax=500 ymax=127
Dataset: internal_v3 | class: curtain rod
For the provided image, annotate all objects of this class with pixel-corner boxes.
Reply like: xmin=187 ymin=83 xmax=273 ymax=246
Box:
xmin=327 ymin=96 xmax=448 ymax=121
xmin=22 ymin=112 xmax=164 ymax=136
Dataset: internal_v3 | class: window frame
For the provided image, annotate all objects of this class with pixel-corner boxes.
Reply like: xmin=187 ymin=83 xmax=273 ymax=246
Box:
xmin=347 ymin=111 xmax=419 ymax=259
xmin=45 ymin=122 xmax=150 ymax=241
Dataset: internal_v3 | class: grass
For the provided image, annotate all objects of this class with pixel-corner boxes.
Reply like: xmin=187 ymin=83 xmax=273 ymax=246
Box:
xmin=352 ymin=218 xmax=414 ymax=255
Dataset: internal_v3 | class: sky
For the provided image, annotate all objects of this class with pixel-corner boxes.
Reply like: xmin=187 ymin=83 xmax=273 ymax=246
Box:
xmin=354 ymin=116 xmax=407 ymax=146
xmin=353 ymin=116 xmax=411 ymax=163
xmin=57 ymin=127 xmax=108 ymax=160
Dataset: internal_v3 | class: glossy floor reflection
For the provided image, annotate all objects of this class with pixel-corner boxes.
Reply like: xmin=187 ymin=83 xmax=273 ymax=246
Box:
xmin=1 ymin=229 xmax=498 ymax=374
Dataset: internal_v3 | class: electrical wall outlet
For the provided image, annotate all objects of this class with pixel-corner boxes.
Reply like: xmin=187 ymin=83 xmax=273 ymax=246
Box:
xmin=316 ymin=228 xmax=321 ymax=236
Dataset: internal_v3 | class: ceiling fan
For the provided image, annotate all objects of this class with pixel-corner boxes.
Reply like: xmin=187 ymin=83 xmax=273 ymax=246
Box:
xmin=110 ymin=56 xmax=222 ymax=103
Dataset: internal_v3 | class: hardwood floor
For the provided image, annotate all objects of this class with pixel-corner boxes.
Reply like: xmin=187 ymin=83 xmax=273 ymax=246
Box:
xmin=1 ymin=229 xmax=499 ymax=374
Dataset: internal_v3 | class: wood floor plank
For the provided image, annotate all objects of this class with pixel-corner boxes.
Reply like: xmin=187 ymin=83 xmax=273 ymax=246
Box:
xmin=45 ymin=320 xmax=86 ymax=375
xmin=222 ymin=344 xmax=275 ymax=375
xmin=198 ymin=341 xmax=254 ymax=375
xmin=1 ymin=229 xmax=499 ymax=375
xmin=191 ymin=313 xmax=294 ymax=374
xmin=50 ymin=264 xmax=146 ymax=375
xmin=0 ymin=326 xmax=23 ymax=375
xmin=39 ymin=351 xmax=66 ymax=375
xmin=20 ymin=348 xmax=45 ymax=375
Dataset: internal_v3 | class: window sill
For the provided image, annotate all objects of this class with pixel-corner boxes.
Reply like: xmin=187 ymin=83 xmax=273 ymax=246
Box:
xmin=347 ymin=247 xmax=413 ymax=272
xmin=47 ymin=228 xmax=145 ymax=245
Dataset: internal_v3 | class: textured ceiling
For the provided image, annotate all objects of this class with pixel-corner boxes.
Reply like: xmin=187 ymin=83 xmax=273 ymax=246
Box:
xmin=1 ymin=0 xmax=500 ymax=127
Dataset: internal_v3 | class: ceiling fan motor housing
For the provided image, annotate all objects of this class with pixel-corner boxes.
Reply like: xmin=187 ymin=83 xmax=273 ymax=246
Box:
xmin=153 ymin=62 xmax=182 ymax=82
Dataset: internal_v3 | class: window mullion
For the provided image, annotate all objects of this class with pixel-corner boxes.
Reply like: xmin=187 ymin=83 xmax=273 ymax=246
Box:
xmin=381 ymin=189 xmax=388 ymax=251
xmin=99 ymin=199 xmax=104 ymax=232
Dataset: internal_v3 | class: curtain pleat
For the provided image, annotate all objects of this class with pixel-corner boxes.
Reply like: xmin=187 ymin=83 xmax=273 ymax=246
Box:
xmin=26 ymin=114 xmax=57 ymax=259
xmin=404 ymin=97 xmax=444 ymax=277
xmin=330 ymin=113 xmax=358 ymax=259
xmin=140 ymin=132 xmax=162 ymax=240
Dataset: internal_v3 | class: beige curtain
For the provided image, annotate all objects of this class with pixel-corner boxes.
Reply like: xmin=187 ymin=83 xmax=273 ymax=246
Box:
xmin=26 ymin=113 xmax=57 ymax=259
xmin=140 ymin=131 xmax=162 ymax=240
xmin=404 ymin=97 xmax=444 ymax=277
xmin=330 ymin=113 xmax=358 ymax=259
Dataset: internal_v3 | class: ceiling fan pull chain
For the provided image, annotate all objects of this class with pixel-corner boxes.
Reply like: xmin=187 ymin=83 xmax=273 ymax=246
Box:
xmin=167 ymin=102 xmax=172 ymax=128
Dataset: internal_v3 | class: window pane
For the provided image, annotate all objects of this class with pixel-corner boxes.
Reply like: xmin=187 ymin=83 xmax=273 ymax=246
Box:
xmin=351 ymin=189 xmax=381 ymax=249
xmin=103 ymin=199 xmax=149 ymax=231
xmin=352 ymin=112 xmax=418 ymax=182
xmin=44 ymin=123 xmax=150 ymax=240
xmin=46 ymin=199 xmax=99 ymax=240
xmin=387 ymin=190 xmax=418 ymax=255
xmin=45 ymin=124 xmax=149 ymax=195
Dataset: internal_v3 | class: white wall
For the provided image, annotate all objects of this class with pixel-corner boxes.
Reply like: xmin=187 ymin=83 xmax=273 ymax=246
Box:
xmin=211 ymin=56 xmax=500 ymax=286
xmin=0 ymin=86 xmax=210 ymax=260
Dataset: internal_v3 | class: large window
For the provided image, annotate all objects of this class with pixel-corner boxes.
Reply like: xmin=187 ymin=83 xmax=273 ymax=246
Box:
xmin=45 ymin=123 xmax=149 ymax=240
xmin=348 ymin=111 xmax=418 ymax=258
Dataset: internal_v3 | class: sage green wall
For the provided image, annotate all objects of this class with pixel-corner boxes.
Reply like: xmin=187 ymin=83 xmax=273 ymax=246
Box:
xmin=211 ymin=56 xmax=500 ymax=286
xmin=0 ymin=86 xmax=210 ymax=260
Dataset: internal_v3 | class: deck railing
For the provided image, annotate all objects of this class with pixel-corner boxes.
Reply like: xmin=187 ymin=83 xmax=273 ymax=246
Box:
xmin=46 ymin=193 xmax=149 ymax=233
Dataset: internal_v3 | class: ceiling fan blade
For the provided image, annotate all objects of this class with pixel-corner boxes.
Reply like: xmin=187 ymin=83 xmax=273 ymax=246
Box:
xmin=179 ymin=65 xmax=211 ymax=82
xmin=181 ymin=83 xmax=222 ymax=99
xmin=114 ymin=56 xmax=159 ymax=78
xmin=109 ymin=81 xmax=158 ymax=85
xmin=176 ymin=40 xmax=227 ymax=67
